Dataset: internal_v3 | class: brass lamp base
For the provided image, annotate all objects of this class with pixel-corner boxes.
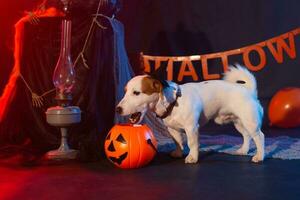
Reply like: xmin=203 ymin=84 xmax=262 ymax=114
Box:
xmin=46 ymin=149 xmax=78 ymax=160
xmin=45 ymin=106 xmax=81 ymax=161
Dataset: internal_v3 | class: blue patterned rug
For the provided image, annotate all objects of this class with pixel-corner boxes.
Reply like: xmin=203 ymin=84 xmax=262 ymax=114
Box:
xmin=158 ymin=135 xmax=300 ymax=160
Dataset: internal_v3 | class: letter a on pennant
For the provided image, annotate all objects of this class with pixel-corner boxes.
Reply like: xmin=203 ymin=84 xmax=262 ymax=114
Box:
xmin=178 ymin=60 xmax=198 ymax=81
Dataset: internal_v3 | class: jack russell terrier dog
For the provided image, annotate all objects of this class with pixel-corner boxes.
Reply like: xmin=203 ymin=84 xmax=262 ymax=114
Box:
xmin=116 ymin=64 xmax=265 ymax=164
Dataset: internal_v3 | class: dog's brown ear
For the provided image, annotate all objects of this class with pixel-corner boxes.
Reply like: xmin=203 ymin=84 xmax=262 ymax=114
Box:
xmin=141 ymin=76 xmax=162 ymax=95
xmin=152 ymin=79 xmax=162 ymax=92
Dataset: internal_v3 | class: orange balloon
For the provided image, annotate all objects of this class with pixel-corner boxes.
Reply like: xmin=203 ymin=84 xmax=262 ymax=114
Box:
xmin=104 ymin=124 xmax=157 ymax=169
xmin=268 ymin=87 xmax=300 ymax=128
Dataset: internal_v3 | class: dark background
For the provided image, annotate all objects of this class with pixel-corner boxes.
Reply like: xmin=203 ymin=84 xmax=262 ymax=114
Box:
xmin=118 ymin=0 xmax=300 ymax=99
xmin=1 ymin=0 xmax=300 ymax=123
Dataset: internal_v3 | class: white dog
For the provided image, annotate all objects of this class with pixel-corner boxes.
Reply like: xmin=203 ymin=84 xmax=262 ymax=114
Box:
xmin=116 ymin=64 xmax=265 ymax=164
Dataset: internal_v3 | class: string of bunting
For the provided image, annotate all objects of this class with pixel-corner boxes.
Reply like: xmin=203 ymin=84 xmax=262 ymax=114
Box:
xmin=141 ymin=28 xmax=300 ymax=81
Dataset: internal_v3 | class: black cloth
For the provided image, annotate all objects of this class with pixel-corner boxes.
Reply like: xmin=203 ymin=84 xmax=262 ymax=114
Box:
xmin=0 ymin=15 xmax=123 ymax=160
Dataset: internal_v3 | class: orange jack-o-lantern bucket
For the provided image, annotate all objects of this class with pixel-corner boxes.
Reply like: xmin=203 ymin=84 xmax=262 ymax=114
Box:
xmin=104 ymin=124 xmax=157 ymax=169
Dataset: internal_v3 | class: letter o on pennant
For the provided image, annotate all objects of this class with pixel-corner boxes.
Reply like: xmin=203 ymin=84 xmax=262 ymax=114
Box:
xmin=243 ymin=45 xmax=267 ymax=71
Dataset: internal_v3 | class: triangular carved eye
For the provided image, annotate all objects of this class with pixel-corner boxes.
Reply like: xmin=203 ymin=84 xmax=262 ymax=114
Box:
xmin=116 ymin=134 xmax=127 ymax=144
xmin=106 ymin=132 xmax=111 ymax=140
xmin=108 ymin=141 xmax=116 ymax=152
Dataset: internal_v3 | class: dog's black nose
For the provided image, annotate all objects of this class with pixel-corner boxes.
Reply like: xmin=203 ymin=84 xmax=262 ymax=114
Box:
xmin=116 ymin=106 xmax=123 ymax=114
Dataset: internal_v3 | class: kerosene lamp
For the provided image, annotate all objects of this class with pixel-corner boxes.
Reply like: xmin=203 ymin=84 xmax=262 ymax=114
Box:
xmin=45 ymin=0 xmax=81 ymax=160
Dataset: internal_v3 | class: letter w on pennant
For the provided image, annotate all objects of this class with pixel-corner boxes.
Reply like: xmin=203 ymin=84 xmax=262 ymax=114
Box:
xmin=267 ymin=33 xmax=297 ymax=63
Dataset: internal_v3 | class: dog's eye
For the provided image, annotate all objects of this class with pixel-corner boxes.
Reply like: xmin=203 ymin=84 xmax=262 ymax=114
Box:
xmin=133 ymin=91 xmax=140 ymax=96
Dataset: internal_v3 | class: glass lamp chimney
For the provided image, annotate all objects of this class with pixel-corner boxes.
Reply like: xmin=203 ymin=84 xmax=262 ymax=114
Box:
xmin=52 ymin=19 xmax=75 ymax=106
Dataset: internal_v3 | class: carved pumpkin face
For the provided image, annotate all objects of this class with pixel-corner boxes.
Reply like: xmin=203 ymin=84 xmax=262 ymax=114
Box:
xmin=104 ymin=124 xmax=157 ymax=169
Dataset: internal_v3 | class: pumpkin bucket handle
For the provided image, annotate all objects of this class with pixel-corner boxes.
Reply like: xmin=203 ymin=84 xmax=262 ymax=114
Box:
xmin=147 ymin=139 xmax=157 ymax=153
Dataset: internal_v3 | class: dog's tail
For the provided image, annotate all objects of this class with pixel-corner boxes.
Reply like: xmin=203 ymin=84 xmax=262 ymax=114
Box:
xmin=223 ymin=64 xmax=257 ymax=96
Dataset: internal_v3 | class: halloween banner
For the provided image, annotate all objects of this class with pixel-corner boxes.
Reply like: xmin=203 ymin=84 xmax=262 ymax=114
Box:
xmin=141 ymin=28 xmax=300 ymax=81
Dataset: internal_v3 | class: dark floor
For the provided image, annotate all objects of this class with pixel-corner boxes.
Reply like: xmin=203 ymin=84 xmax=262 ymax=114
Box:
xmin=1 ymin=127 xmax=300 ymax=200
xmin=1 ymin=150 xmax=300 ymax=200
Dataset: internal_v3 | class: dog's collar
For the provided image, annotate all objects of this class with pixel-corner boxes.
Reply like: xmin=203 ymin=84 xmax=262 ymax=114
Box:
xmin=156 ymin=86 xmax=182 ymax=119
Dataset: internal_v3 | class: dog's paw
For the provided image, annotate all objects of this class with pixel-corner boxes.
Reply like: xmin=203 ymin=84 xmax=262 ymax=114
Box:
xmin=185 ymin=154 xmax=198 ymax=164
xmin=235 ymin=147 xmax=248 ymax=155
xmin=251 ymin=154 xmax=264 ymax=163
xmin=170 ymin=149 xmax=183 ymax=158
